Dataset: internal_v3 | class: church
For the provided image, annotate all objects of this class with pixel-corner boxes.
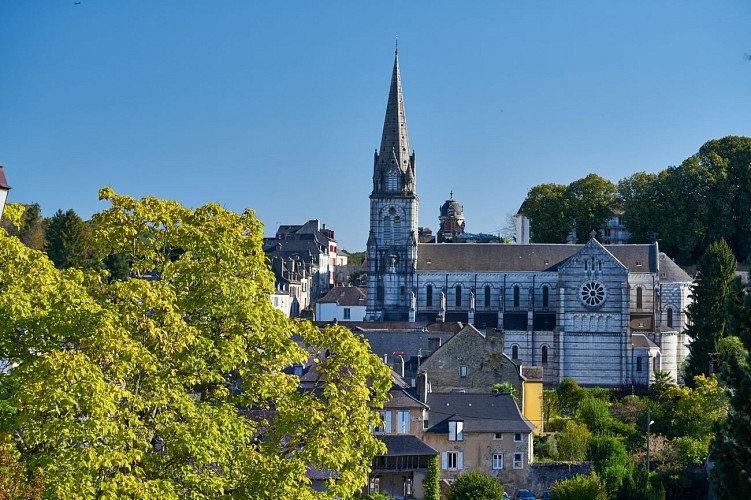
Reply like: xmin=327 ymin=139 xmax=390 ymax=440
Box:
xmin=364 ymin=50 xmax=693 ymax=387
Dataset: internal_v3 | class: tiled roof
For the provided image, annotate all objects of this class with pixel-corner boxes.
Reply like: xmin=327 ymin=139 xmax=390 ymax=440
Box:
xmin=632 ymin=333 xmax=659 ymax=349
xmin=377 ymin=435 xmax=438 ymax=457
xmin=315 ymin=286 xmax=366 ymax=306
xmin=426 ymin=393 xmax=535 ymax=434
xmin=416 ymin=242 xmax=691 ymax=282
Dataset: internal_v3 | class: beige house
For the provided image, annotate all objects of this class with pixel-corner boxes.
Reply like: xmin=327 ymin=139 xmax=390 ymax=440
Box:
xmin=421 ymin=392 xmax=535 ymax=496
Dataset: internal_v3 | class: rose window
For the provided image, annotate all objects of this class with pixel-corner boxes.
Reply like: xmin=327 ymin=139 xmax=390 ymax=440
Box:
xmin=580 ymin=280 xmax=606 ymax=307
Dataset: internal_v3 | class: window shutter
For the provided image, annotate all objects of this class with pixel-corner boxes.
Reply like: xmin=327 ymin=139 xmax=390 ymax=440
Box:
xmin=457 ymin=452 xmax=463 ymax=470
xmin=441 ymin=452 xmax=448 ymax=470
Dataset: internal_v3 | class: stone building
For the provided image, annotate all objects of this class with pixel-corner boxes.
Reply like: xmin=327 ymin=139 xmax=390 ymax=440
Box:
xmin=365 ymin=50 xmax=693 ymax=387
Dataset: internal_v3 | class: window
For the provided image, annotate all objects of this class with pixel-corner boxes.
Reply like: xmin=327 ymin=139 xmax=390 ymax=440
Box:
xmin=376 ymin=411 xmax=392 ymax=433
xmin=492 ymin=454 xmax=504 ymax=470
xmin=426 ymin=284 xmax=433 ymax=307
xmin=512 ymin=345 xmax=519 ymax=360
xmin=302 ymin=282 xmax=307 ymax=292
xmin=396 ymin=410 xmax=410 ymax=433
xmin=636 ymin=287 xmax=643 ymax=309
xmin=484 ymin=285 xmax=491 ymax=307
xmin=542 ymin=286 xmax=549 ymax=308
xmin=636 ymin=357 xmax=642 ymax=372
xmin=666 ymin=307 xmax=673 ymax=328
xmin=442 ymin=451 xmax=463 ymax=471
xmin=541 ymin=345 xmax=548 ymax=364
xmin=494 ymin=432 xmax=503 ymax=440
xmin=448 ymin=421 xmax=464 ymax=441
xmin=459 ymin=365 xmax=468 ymax=378
xmin=343 ymin=308 xmax=351 ymax=320
xmin=455 ymin=285 xmax=462 ymax=307
xmin=514 ymin=433 xmax=523 ymax=443
xmin=377 ymin=285 xmax=384 ymax=301
xmin=386 ymin=170 xmax=398 ymax=191
xmin=513 ymin=452 xmax=523 ymax=469
xmin=513 ymin=286 xmax=520 ymax=308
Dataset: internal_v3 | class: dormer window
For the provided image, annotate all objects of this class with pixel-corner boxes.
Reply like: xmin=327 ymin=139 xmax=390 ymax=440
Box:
xmin=448 ymin=421 xmax=464 ymax=441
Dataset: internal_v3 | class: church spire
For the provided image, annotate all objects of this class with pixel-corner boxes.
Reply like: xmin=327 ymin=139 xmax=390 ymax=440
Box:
xmin=373 ymin=48 xmax=415 ymax=194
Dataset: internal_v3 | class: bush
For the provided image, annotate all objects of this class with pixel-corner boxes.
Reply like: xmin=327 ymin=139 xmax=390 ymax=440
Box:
xmin=550 ymin=471 xmax=608 ymax=500
xmin=535 ymin=434 xmax=559 ymax=460
xmin=423 ymin=454 xmax=440 ymax=500
xmin=448 ymin=472 xmax=505 ymax=500
xmin=672 ymin=436 xmax=709 ymax=467
xmin=546 ymin=416 xmax=569 ymax=432
xmin=577 ymin=398 xmax=612 ymax=434
xmin=557 ymin=421 xmax=592 ymax=461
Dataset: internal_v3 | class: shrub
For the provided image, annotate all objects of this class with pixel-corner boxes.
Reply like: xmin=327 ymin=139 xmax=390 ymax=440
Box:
xmin=448 ymin=472 xmax=504 ymax=500
xmin=550 ymin=471 xmax=608 ymax=500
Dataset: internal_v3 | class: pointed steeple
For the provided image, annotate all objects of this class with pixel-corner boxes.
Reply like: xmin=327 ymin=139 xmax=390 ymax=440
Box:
xmin=373 ymin=48 xmax=416 ymax=195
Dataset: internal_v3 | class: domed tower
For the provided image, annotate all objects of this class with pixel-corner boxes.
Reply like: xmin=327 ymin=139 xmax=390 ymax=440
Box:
xmin=365 ymin=47 xmax=419 ymax=322
xmin=437 ymin=192 xmax=465 ymax=243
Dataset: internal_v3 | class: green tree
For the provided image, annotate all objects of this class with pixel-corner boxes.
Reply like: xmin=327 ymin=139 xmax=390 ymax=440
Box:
xmin=709 ymin=277 xmax=751 ymax=496
xmin=550 ymin=471 xmax=608 ymax=500
xmin=564 ymin=174 xmax=617 ymax=242
xmin=590 ymin=435 xmax=630 ymax=495
xmin=423 ymin=454 xmax=440 ymax=500
xmin=576 ymin=398 xmax=611 ymax=435
xmin=557 ymin=377 xmax=585 ymax=416
xmin=542 ymin=390 xmax=559 ymax=429
xmin=616 ymin=172 xmax=659 ymax=243
xmin=618 ymin=467 xmax=665 ymax=500
xmin=492 ymin=382 xmax=518 ymax=403
xmin=447 ymin=472 xmax=504 ymax=500
xmin=684 ymin=239 xmax=737 ymax=382
xmin=0 ymin=446 xmax=44 ymax=500
xmin=0 ymin=203 xmax=46 ymax=250
xmin=519 ymin=183 xmax=569 ymax=243
xmin=0 ymin=189 xmax=392 ymax=499
xmin=556 ymin=420 xmax=592 ymax=461
xmin=44 ymin=208 xmax=89 ymax=269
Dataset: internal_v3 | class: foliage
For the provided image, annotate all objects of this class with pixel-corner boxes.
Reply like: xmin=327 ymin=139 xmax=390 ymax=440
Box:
xmin=519 ymin=183 xmax=568 ymax=243
xmin=710 ymin=276 xmax=751 ymax=496
xmin=534 ymin=434 xmax=558 ymax=461
xmin=617 ymin=467 xmax=665 ymax=500
xmin=671 ymin=437 xmax=708 ymax=467
xmin=648 ymin=371 xmax=675 ymax=400
xmin=0 ymin=189 xmax=392 ymax=499
xmin=685 ymin=239 xmax=737 ymax=382
xmin=45 ymin=208 xmax=89 ymax=269
xmin=491 ymin=382 xmax=518 ymax=403
xmin=556 ymin=378 xmax=585 ymax=416
xmin=576 ymin=398 xmax=611 ymax=435
xmin=0 ymin=203 xmax=46 ymax=250
xmin=616 ymin=172 xmax=659 ymax=244
xmin=550 ymin=471 xmax=608 ymax=500
xmin=542 ymin=390 xmax=559 ymax=428
xmin=343 ymin=250 xmax=366 ymax=266
xmin=423 ymin=454 xmax=440 ymax=500
xmin=564 ymin=173 xmax=617 ymax=241
xmin=0 ymin=446 xmax=44 ymax=500
xmin=556 ymin=420 xmax=592 ymax=461
xmin=660 ymin=375 xmax=728 ymax=440
xmin=447 ymin=472 xmax=504 ymax=500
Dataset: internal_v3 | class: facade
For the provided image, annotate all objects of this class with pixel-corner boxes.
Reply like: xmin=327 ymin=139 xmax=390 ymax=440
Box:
xmin=422 ymin=392 xmax=535 ymax=496
xmin=365 ymin=51 xmax=693 ymax=387
xmin=314 ymin=286 xmax=367 ymax=322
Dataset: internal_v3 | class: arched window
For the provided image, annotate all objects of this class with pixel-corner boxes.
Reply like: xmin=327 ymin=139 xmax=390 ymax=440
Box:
xmin=541 ymin=345 xmax=548 ymax=364
xmin=513 ymin=286 xmax=520 ymax=308
xmin=666 ymin=307 xmax=673 ymax=328
xmin=386 ymin=169 xmax=398 ymax=191
xmin=426 ymin=284 xmax=433 ymax=308
xmin=484 ymin=285 xmax=491 ymax=308
xmin=383 ymin=216 xmax=392 ymax=245
xmin=542 ymin=286 xmax=549 ymax=308
xmin=455 ymin=285 xmax=462 ymax=307
xmin=636 ymin=287 xmax=643 ymax=309
xmin=636 ymin=357 xmax=642 ymax=372
xmin=512 ymin=345 xmax=519 ymax=360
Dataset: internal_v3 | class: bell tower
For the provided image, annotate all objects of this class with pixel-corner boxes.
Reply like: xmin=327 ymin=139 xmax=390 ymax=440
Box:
xmin=365 ymin=47 xmax=419 ymax=321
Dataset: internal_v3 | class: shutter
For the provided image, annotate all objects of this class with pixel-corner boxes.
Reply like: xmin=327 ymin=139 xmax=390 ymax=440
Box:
xmin=441 ymin=452 xmax=448 ymax=470
xmin=457 ymin=452 xmax=463 ymax=470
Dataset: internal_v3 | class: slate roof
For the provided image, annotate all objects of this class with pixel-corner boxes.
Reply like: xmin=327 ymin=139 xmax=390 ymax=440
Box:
xmin=315 ymin=286 xmax=366 ymax=306
xmin=426 ymin=393 xmax=535 ymax=434
xmin=358 ymin=330 xmax=457 ymax=360
xmin=416 ymin=242 xmax=692 ymax=282
xmin=377 ymin=435 xmax=438 ymax=457
xmin=632 ymin=333 xmax=659 ymax=349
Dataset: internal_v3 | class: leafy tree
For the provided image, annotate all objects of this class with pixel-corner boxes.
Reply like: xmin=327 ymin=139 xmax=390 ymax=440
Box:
xmin=550 ymin=471 xmax=608 ymax=500
xmin=534 ymin=434 xmax=558 ymax=460
xmin=616 ymin=172 xmax=659 ymax=244
xmin=685 ymin=239 xmax=737 ymax=382
xmin=649 ymin=370 xmax=675 ymax=400
xmin=576 ymin=398 xmax=611 ymax=435
xmin=44 ymin=208 xmax=89 ymax=269
xmin=0 ymin=203 xmax=46 ymax=250
xmin=659 ymin=375 xmax=728 ymax=441
xmin=519 ymin=183 xmax=569 ymax=243
xmin=556 ymin=421 xmax=592 ymax=461
xmin=0 ymin=189 xmax=392 ymax=498
xmin=556 ymin=378 xmax=585 ymax=416
xmin=564 ymin=174 xmax=617 ymax=242
xmin=492 ymin=382 xmax=518 ymax=403
xmin=447 ymin=472 xmax=504 ymax=500
xmin=590 ymin=435 xmax=630 ymax=495
xmin=618 ymin=467 xmax=665 ymax=500
xmin=423 ymin=454 xmax=440 ymax=500
xmin=542 ymin=389 xmax=559 ymax=429
xmin=709 ymin=276 xmax=751 ymax=496
xmin=0 ymin=446 xmax=44 ymax=500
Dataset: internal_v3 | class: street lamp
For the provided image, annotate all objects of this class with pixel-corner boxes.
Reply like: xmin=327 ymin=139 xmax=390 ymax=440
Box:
xmin=646 ymin=408 xmax=654 ymax=472
xmin=0 ymin=164 xmax=10 ymax=221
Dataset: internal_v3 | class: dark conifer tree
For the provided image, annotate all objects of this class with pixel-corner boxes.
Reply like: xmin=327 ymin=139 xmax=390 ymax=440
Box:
xmin=45 ymin=209 xmax=88 ymax=269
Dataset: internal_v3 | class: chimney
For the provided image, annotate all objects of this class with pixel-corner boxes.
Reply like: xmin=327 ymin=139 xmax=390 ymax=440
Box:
xmin=416 ymin=371 xmax=429 ymax=403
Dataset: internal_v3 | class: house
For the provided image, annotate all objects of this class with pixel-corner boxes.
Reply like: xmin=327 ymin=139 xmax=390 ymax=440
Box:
xmin=369 ymin=373 xmax=437 ymax=500
xmin=314 ymin=286 xmax=367 ymax=322
xmin=422 ymin=392 xmax=535 ymax=496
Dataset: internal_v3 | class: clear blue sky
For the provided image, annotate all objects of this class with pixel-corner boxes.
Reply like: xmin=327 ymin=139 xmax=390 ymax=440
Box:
xmin=2 ymin=1 xmax=749 ymax=251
